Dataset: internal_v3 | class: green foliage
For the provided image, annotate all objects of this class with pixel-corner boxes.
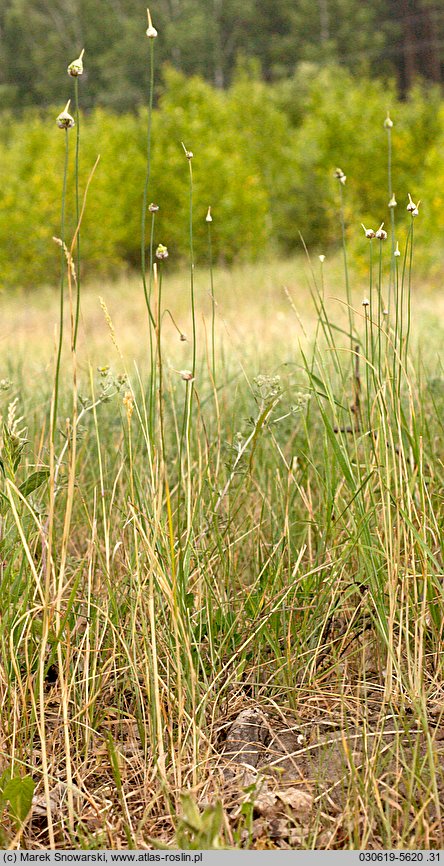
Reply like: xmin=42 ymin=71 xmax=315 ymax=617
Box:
xmin=0 ymin=66 xmax=443 ymax=288
xmin=0 ymin=770 xmax=35 ymax=839
xmin=151 ymin=795 xmax=227 ymax=849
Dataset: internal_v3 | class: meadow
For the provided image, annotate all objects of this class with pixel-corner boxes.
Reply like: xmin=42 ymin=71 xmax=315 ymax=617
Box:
xmin=1 ymin=27 xmax=444 ymax=851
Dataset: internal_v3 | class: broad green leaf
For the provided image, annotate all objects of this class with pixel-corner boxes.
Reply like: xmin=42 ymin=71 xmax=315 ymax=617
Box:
xmin=19 ymin=468 xmax=50 ymax=497
xmin=3 ymin=775 xmax=35 ymax=826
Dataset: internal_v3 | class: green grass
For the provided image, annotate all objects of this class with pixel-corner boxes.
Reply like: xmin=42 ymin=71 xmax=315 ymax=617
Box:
xmin=0 ymin=250 xmax=444 ymax=849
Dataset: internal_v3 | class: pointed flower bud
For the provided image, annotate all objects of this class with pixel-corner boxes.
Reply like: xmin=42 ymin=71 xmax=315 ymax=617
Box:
xmin=67 ymin=48 xmax=85 ymax=78
xmin=56 ymin=100 xmax=75 ymax=129
xmin=388 ymin=193 xmax=397 ymax=208
xmin=146 ymin=8 xmax=158 ymax=37
xmin=361 ymin=224 xmax=375 ymax=239
xmin=394 ymin=241 xmax=401 ymax=257
xmin=375 ymin=222 xmax=387 ymax=240
xmin=319 ymin=254 xmax=325 ymax=263
xmin=407 ymin=193 xmax=420 ymax=215
xmin=182 ymin=142 xmax=193 ymax=160
xmin=206 ymin=206 xmax=212 ymax=223
xmin=384 ymin=112 xmax=393 ymax=129
xmin=155 ymin=243 xmax=168 ymax=260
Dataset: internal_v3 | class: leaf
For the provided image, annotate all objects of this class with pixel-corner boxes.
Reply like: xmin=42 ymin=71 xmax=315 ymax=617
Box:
xmin=19 ymin=469 xmax=50 ymax=497
xmin=3 ymin=775 xmax=35 ymax=826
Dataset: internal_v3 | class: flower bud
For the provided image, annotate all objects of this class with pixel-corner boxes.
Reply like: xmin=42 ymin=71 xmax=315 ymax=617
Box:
xmin=146 ymin=8 xmax=158 ymax=37
xmin=155 ymin=243 xmax=169 ymax=260
xmin=56 ymin=100 xmax=75 ymax=129
xmin=334 ymin=167 xmax=346 ymax=185
xmin=206 ymin=206 xmax=212 ymax=223
xmin=181 ymin=142 xmax=193 ymax=160
xmin=384 ymin=112 xmax=393 ymax=129
xmin=388 ymin=193 xmax=397 ymax=208
xmin=180 ymin=369 xmax=194 ymax=381
xmin=67 ymin=48 xmax=84 ymax=78
xmin=362 ymin=298 xmax=370 ymax=307
xmin=407 ymin=193 xmax=420 ymax=215
xmin=394 ymin=241 xmax=401 ymax=257
xmin=361 ymin=224 xmax=375 ymax=239
xmin=375 ymin=222 xmax=387 ymax=240
xmin=319 ymin=254 xmax=325 ymax=263
xmin=148 ymin=202 xmax=159 ymax=212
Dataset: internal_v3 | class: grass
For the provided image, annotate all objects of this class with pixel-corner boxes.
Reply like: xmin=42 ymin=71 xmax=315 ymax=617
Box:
xmin=1 ymin=22 xmax=444 ymax=848
xmin=0 ymin=250 xmax=444 ymax=849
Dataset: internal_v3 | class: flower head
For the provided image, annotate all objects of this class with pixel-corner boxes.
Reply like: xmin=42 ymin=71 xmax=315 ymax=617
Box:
xmin=361 ymin=224 xmax=375 ymax=239
xmin=407 ymin=193 xmax=420 ymax=216
xmin=394 ymin=241 xmax=401 ymax=257
xmin=384 ymin=112 xmax=393 ymax=129
xmin=67 ymin=48 xmax=84 ymax=78
xmin=179 ymin=369 xmax=194 ymax=381
xmin=182 ymin=142 xmax=193 ymax=160
xmin=362 ymin=298 xmax=370 ymax=307
xmin=375 ymin=222 xmax=387 ymax=240
xmin=388 ymin=193 xmax=397 ymax=208
xmin=146 ymin=8 xmax=158 ymax=37
xmin=155 ymin=243 xmax=168 ymax=260
xmin=206 ymin=206 xmax=212 ymax=223
xmin=56 ymin=100 xmax=75 ymax=129
xmin=319 ymin=254 xmax=325 ymax=263
xmin=334 ymin=167 xmax=346 ymax=185
xmin=148 ymin=202 xmax=159 ymax=212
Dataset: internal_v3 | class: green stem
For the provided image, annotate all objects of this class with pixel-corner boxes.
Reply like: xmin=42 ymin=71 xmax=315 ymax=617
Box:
xmin=53 ymin=130 xmax=70 ymax=442
xmin=339 ymin=182 xmax=353 ymax=349
xmin=207 ymin=216 xmax=216 ymax=385
xmin=73 ymin=78 xmax=81 ymax=349
xmin=141 ymin=39 xmax=156 ymax=334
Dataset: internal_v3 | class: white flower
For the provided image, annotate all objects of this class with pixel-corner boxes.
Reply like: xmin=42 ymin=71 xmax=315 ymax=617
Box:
xmin=319 ymin=254 xmax=325 ymax=263
xmin=67 ymin=48 xmax=84 ymax=77
xmin=206 ymin=206 xmax=212 ymax=223
xmin=407 ymin=193 xmax=420 ymax=215
xmin=388 ymin=193 xmax=397 ymax=208
xmin=56 ymin=100 xmax=75 ymax=129
xmin=179 ymin=370 xmax=194 ymax=381
xmin=375 ymin=222 xmax=387 ymax=240
xmin=146 ymin=8 xmax=158 ymax=37
xmin=384 ymin=112 xmax=393 ymax=129
xmin=361 ymin=224 xmax=375 ymax=239
xmin=394 ymin=241 xmax=401 ymax=257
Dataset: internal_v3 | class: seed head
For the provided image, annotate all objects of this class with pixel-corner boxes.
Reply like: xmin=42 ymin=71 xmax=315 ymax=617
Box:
xmin=56 ymin=100 xmax=75 ymax=129
xmin=384 ymin=112 xmax=393 ymax=129
xmin=148 ymin=202 xmax=159 ymax=212
xmin=362 ymin=298 xmax=370 ymax=307
xmin=388 ymin=193 xmax=397 ymax=208
xmin=67 ymin=48 xmax=85 ymax=78
xmin=375 ymin=222 xmax=387 ymax=240
xmin=394 ymin=241 xmax=401 ymax=257
xmin=334 ymin=167 xmax=346 ymax=185
xmin=179 ymin=333 xmax=187 ymax=342
xmin=361 ymin=224 xmax=375 ymax=239
xmin=146 ymin=8 xmax=158 ymax=37
xmin=407 ymin=193 xmax=420 ymax=216
xmin=179 ymin=369 xmax=194 ymax=381
xmin=155 ymin=243 xmax=168 ymax=260
xmin=206 ymin=206 xmax=212 ymax=223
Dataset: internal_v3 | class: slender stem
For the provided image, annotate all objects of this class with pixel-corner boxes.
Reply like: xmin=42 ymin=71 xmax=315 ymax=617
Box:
xmin=207 ymin=216 xmax=216 ymax=385
xmin=339 ymin=182 xmax=353 ymax=349
xmin=187 ymin=158 xmax=196 ymax=379
xmin=387 ymin=125 xmax=395 ymax=315
xmin=141 ymin=39 xmax=156 ymax=333
xmin=73 ymin=78 xmax=81 ymax=348
xmin=405 ymin=217 xmax=414 ymax=370
xmin=53 ymin=129 xmax=70 ymax=442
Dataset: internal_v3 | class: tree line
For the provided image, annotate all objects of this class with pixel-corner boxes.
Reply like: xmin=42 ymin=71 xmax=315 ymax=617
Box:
xmin=0 ymin=0 xmax=443 ymax=113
